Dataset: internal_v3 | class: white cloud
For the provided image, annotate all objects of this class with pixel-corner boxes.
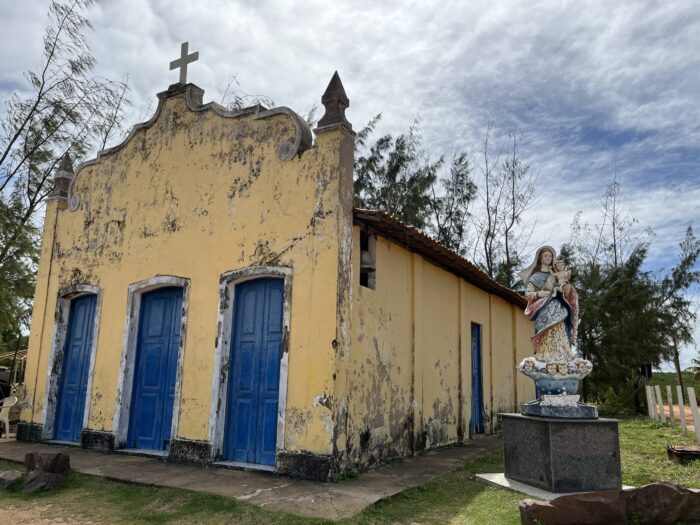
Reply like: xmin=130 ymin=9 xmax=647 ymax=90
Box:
xmin=1 ymin=0 xmax=699 ymax=364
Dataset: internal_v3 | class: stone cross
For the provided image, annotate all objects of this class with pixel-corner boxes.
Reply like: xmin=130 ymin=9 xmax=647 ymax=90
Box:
xmin=169 ymin=42 xmax=199 ymax=84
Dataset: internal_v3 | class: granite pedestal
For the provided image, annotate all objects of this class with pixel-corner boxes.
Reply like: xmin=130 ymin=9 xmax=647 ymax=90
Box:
xmin=502 ymin=413 xmax=621 ymax=493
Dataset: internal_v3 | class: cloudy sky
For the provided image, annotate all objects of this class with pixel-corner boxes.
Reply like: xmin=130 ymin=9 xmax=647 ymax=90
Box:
xmin=2 ymin=1 xmax=699 ymax=367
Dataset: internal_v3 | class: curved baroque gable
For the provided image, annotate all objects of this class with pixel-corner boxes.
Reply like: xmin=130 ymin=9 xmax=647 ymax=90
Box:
xmin=68 ymin=84 xmax=313 ymax=212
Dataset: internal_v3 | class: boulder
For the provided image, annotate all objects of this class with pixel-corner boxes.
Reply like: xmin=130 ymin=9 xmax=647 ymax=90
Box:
xmin=20 ymin=452 xmax=71 ymax=493
xmin=21 ymin=472 xmax=67 ymax=493
xmin=624 ymin=482 xmax=700 ymax=524
xmin=0 ymin=469 xmax=23 ymax=488
xmin=520 ymin=482 xmax=700 ymax=525
xmin=520 ymin=492 xmax=626 ymax=525
xmin=24 ymin=452 xmax=71 ymax=475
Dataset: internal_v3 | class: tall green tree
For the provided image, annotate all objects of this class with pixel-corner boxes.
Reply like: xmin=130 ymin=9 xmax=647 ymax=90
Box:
xmin=353 ymin=115 xmax=442 ymax=230
xmin=571 ymin=244 xmax=669 ymax=412
xmin=0 ymin=0 xmax=129 ymax=339
xmin=565 ymin=180 xmax=698 ymax=413
xmin=354 ymin=115 xmax=480 ymax=255
xmin=428 ymin=152 xmax=477 ymax=255
xmin=658 ymin=226 xmax=700 ymax=396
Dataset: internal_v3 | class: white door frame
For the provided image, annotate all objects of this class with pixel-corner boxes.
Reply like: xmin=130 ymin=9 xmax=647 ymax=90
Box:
xmin=42 ymin=284 xmax=103 ymax=440
xmin=208 ymin=266 xmax=292 ymax=464
xmin=113 ymin=275 xmax=190 ymax=449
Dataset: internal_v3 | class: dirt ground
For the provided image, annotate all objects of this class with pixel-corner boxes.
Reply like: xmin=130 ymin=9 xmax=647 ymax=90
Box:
xmin=0 ymin=504 xmax=103 ymax=524
xmin=659 ymin=405 xmax=698 ymax=431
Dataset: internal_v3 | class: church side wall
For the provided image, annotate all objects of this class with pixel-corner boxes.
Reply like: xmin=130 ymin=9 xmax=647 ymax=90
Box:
xmin=419 ymin=261 xmax=460 ymax=448
xmin=346 ymin=233 xmax=414 ymax=465
xmin=489 ymin=296 xmax=516 ymax=432
xmin=21 ymin=90 xmax=349 ymax=468
xmin=347 ymin=227 xmax=534 ymax=470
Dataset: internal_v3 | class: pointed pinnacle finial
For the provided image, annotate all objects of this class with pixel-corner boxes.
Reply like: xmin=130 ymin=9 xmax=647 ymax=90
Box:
xmin=51 ymin=152 xmax=75 ymax=203
xmin=316 ymin=71 xmax=352 ymax=132
xmin=57 ymin=152 xmax=74 ymax=175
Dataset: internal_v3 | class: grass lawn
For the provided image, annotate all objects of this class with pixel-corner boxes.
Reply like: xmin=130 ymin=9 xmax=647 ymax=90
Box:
xmin=0 ymin=418 xmax=697 ymax=524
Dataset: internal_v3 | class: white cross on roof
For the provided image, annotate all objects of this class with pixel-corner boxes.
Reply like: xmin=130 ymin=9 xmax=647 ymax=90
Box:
xmin=169 ymin=42 xmax=199 ymax=85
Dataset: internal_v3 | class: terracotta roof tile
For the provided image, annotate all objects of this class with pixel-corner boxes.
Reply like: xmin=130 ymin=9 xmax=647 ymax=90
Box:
xmin=353 ymin=208 xmax=527 ymax=308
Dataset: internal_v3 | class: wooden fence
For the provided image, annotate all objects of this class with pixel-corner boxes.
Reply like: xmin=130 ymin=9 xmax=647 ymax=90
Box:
xmin=645 ymin=384 xmax=700 ymax=445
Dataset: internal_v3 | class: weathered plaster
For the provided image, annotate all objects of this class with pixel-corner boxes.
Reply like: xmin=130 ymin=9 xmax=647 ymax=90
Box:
xmin=81 ymin=429 xmax=115 ymax=451
xmin=42 ymin=284 xmax=103 ymax=440
xmin=18 ymin=74 xmax=534 ymax=480
xmin=346 ymin=226 xmax=534 ymax=472
xmin=208 ymin=266 xmax=292 ymax=466
xmin=113 ymin=275 xmax=190 ymax=448
xmin=67 ymin=84 xmax=312 ymax=211
xmin=21 ymin=75 xmax=353 ymax=472
xmin=169 ymin=437 xmax=211 ymax=465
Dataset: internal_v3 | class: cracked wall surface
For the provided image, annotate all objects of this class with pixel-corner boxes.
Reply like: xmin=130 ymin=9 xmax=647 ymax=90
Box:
xmin=21 ymin=80 xmax=532 ymax=476
xmin=22 ymin=85 xmax=350 ymax=457
xmin=346 ymin=227 xmax=535 ymax=470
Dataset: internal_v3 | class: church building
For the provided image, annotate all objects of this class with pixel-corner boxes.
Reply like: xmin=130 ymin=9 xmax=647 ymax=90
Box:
xmin=18 ymin=47 xmax=533 ymax=480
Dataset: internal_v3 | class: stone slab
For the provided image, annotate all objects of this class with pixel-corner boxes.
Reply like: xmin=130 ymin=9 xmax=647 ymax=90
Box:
xmin=476 ymin=472 xmax=635 ymax=501
xmin=0 ymin=437 xmax=501 ymax=520
xmin=502 ymin=413 xmax=621 ymax=493
xmin=477 ymin=473 xmax=568 ymax=500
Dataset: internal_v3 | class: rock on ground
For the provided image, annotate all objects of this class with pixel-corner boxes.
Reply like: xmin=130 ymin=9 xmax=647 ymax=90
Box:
xmin=0 ymin=469 xmax=23 ymax=488
xmin=20 ymin=452 xmax=71 ymax=493
xmin=520 ymin=482 xmax=700 ymax=525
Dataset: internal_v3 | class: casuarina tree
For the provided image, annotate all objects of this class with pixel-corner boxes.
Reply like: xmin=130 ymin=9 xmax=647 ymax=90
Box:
xmin=0 ymin=0 xmax=129 ymax=340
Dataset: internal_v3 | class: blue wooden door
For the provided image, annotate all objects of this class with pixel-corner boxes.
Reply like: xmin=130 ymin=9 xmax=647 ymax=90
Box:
xmin=469 ymin=323 xmax=485 ymax=435
xmin=54 ymin=294 xmax=97 ymax=442
xmin=224 ymin=278 xmax=284 ymax=465
xmin=128 ymin=287 xmax=182 ymax=451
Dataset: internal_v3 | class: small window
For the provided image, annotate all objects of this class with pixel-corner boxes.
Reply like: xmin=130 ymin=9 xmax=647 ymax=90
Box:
xmin=359 ymin=231 xmax=376 ymax=289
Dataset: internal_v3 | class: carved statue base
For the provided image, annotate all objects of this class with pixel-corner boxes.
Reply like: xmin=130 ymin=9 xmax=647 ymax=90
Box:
xmin=517 ymin=356 xmax=597 ymax=419
xmin=521 ymin=398 xmax=598 ymax=419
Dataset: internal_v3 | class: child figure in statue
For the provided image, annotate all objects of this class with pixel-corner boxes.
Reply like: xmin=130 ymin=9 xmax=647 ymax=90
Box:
xmin=549 ymin=258 xmax=572 ymax=297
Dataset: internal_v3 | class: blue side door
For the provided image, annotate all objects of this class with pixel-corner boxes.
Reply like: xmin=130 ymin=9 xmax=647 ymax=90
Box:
xmin=54 ymin=294 xmax=97 ymax=442
xmin=128 ymin=287 xmax=182 ymax=451
xmin=224 ymin=278 xmax=284 ymax=465
xmin=470 ymin=322 xmax=485 ymax=435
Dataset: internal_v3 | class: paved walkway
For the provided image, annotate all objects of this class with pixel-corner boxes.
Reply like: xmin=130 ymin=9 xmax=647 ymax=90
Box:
xmin=0 ymin=437 xmax=502 ymax=520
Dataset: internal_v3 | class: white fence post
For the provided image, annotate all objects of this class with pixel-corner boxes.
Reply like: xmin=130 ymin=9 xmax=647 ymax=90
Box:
xmin=651 ymin=385 xmax=660 ymax=421
xmin=687 ymin=388 xmax=700 ymax=445
xmin=646 ymin=386 xmax=655 ymax=419
xmin=666 ymin=385 xmax=675 ymax=427
xmin=655 ymin=385 xmax=666 ymax=424
xmin=677 ymin=385 xmax=688 ymax=436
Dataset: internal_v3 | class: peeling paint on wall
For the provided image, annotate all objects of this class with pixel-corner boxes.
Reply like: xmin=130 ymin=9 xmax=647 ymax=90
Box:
xmin=23 ymin=83 xmax=345 ymax=461
xmin=21 ymin=79 xmax=533 ymax=480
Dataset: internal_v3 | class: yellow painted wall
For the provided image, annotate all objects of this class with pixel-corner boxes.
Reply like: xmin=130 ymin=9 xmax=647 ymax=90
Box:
xmin=347 ymin=227 xmax=534 ymax=467
xmin=490 ymin=296 xmax=516 ymax=430
xmin=22 ymin=87 xmax=352 ymax=455
xmin=21 ymin=84 xmax=535 ymax=469
xmin=419 ymin=261 xmax=460 ymax=448
xmin=347 ymin=233 xmax=414 ymax=464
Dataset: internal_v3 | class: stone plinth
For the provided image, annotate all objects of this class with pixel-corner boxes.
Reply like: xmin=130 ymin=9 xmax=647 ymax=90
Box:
xmin=502 ymin=413 xmax=621 ymax=493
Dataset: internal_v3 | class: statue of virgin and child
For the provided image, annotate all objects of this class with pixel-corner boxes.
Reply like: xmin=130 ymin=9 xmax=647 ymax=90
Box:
xmin=517 ymin=246 xmax=595 ymax=414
